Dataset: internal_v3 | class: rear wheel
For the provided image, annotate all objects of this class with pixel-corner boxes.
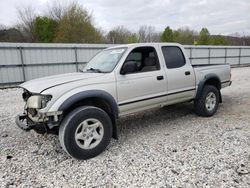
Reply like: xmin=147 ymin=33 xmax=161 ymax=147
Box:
xmin=59 ymin=106 xmax=113 ymax=160
xmin=194 ymin=85 xmax=219 ymax=117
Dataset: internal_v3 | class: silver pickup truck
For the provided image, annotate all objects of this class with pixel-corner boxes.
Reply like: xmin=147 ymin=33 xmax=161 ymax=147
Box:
xmin=15 ymin=43 xmax=231 ymax=159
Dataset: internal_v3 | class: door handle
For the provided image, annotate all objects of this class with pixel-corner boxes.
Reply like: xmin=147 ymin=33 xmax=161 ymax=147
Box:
xmin=185 ymin=71 xmax=191 ymax=75
xmin=157 ymin=75 xmax=164 ymax=80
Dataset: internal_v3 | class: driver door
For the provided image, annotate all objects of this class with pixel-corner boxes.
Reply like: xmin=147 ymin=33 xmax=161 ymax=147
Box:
xmin=116 ymin=46 xmax=167 ymax=115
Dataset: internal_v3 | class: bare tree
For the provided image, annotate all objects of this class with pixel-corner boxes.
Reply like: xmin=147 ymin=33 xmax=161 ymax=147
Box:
xmin=46 ymin=1 xmax=67 ymax=21
xmin=16 ymin=6 xmax=37 ymax=41
xmin=138 ymin=25 xmax=161 ymax=42
xmin=106 ymin=26 xmax=132 ymax=44
xmin=0 ymin=27 xmax=25 ymax=42
xmin=0 ymin=24 xmax=6 ymax=30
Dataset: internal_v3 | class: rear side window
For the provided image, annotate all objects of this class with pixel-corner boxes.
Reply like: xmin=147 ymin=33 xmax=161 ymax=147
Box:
xmin=162 ymin=46 xmax=186 ymax=69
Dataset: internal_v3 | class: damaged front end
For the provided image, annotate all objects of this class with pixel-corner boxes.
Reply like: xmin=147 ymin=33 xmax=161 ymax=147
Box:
xmin=15 ymin=89 xmax=62 ymax=135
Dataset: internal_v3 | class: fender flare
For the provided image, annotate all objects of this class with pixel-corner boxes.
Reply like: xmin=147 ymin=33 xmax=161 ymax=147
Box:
xmin=58 ymin=90 xmax=119 ymax=139
xmin=196 ymin=73 xmax=222 ymax=101
xmin=58 ymin=90 xmax=118 ymax=116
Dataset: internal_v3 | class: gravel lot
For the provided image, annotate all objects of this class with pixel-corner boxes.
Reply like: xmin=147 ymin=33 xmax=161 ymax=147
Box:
xmin=1 ymin=67 xmax=250 ymax=187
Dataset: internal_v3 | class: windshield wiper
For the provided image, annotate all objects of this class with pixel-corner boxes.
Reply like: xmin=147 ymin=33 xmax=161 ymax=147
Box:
xmin=86 ymin=68 xmax=105 ymax=73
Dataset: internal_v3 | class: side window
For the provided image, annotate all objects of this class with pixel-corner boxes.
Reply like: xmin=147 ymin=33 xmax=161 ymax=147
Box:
xmin=126 ymin=52 xmax=142 ymax=67
xmin=122 ymin=47 xmax=160 ymax=74
xmin=162 ymin=46 xmax=186 ymax=69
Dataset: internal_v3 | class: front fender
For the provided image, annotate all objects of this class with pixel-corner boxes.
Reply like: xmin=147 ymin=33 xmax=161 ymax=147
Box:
xmin=58 ymin=90 xmax=119 ymax=118
xmin=56 ymin=90 xmax=119 ymax=139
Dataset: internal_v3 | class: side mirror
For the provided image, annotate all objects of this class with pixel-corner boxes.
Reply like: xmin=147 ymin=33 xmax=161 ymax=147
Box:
xmin=78 ymin=63 xmax=87 ymax=72
xmin=121 ymin=61 xmax=138 ymax=75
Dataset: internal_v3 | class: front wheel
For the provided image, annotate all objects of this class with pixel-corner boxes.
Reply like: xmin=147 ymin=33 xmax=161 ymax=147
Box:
xmin=59 ymin=106 xmax=113 ymax=160
xmin=194 ymin=85 xmax=219 ymax=117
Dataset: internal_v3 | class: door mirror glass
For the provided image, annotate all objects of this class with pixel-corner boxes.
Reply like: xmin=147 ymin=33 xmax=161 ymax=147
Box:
xmin=121 ymin=61 xmax=138 ymax=75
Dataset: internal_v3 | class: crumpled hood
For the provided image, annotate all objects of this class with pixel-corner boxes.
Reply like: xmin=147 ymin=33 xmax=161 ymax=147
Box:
xmin=20 ymin=72 xmax=105 ymax=93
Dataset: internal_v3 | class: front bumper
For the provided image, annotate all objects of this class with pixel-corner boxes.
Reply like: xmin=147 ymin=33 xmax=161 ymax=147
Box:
xmin=15 ymin=114 xmax=31 ymax=131
xmin=15 ymin=113 xmax=48 ymax=134
xmin=15 ymin=112 xmax=61 ymax=135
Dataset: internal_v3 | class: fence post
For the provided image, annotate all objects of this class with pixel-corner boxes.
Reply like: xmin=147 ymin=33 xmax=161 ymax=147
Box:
xmin=208 ymin=47 xmax=211 ymax=64
xmin=74 ymin=47 xmax=78 ymax=71
xmin=19 ymin=46 xmax=26 ymax=82
xmin=239 ymin=48 xmax=241 ymax=66
xmin=189 ymin=47 xmax=192 ymax=64
xmin=224 ymin=48 xmax=227 ymax=64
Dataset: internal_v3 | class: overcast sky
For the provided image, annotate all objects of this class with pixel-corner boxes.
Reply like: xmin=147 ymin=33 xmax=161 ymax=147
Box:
xmin=0 ymin=0 xmax=249 ymax=35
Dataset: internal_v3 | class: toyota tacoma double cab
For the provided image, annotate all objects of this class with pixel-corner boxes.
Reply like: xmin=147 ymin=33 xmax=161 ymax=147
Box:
xmin=15 ymin=43 xmax=232 ymax=159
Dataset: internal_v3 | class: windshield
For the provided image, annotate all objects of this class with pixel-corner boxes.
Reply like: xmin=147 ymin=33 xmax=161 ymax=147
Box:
xmin=83 ymin=48 xmax=127 ymax=73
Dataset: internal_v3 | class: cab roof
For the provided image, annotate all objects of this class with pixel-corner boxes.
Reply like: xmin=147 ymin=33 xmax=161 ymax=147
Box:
xmin=107 ymin=43 xmax=182 ymax=50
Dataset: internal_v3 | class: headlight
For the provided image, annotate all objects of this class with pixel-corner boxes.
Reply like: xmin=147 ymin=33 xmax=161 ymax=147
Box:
xmin=26 ymin=95 xmax=52 ymax=109
xmin=22 ymin=89 xmax=31 ymax=101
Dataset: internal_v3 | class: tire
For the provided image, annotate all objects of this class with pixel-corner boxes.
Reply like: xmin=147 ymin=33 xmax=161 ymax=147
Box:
xmin=194 ymin=85 xmax=219 ymax=117
xmin=59 ymin=106 xmax=113 ymax=160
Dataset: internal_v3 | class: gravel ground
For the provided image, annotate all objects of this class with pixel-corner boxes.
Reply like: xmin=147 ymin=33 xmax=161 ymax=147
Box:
xmin=1 ymin=67 xmax=250 ymax=187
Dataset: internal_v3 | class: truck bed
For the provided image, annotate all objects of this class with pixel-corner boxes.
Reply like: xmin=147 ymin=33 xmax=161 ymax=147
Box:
xmin=193 ymin=63 xmax=231 ymax=88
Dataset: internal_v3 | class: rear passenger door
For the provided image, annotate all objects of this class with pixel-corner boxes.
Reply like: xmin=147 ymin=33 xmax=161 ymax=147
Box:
xmin=161 ymin=45 xmax=196 ymax=103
